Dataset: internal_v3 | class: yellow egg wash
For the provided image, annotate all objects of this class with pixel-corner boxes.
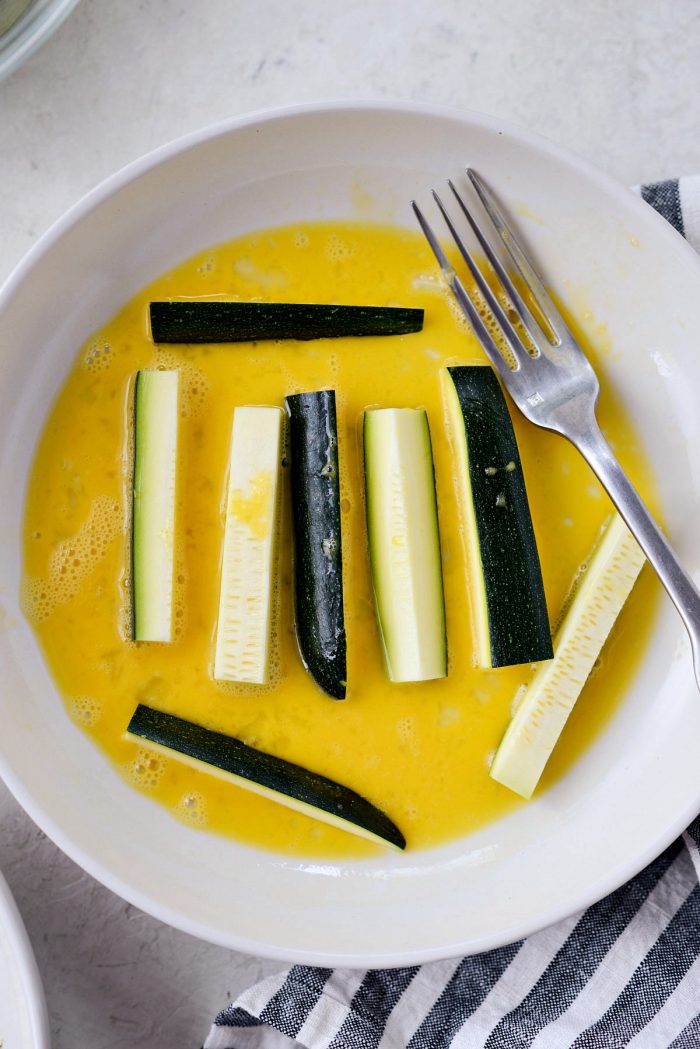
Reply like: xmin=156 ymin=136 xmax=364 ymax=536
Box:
xmin=231 ymin=472 xmax=274 ymax=539
xmin=22 ymin=222 xmax=659 ymax=858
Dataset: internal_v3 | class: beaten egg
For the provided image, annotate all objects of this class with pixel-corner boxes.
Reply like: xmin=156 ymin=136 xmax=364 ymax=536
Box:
xmin=21 ymin=221 xmax=658 ymax=858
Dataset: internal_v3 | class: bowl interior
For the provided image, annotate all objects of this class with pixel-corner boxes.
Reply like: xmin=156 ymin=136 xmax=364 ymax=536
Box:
xmin=1 ymin=103 xmax=700 ymax=964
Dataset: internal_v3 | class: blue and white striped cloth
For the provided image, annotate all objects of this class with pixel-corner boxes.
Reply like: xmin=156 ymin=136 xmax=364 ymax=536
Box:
xmin=205 ymin=177 xmax=700 ymax=1049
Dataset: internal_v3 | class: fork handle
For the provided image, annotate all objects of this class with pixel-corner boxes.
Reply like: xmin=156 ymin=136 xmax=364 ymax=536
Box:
xmin=574 ymin=419 xmax=700 ymax=689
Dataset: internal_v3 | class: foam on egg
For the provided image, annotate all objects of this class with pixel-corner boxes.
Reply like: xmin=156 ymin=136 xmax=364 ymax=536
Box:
xmin=69 ymin=695 xmax=103 ymax=728
xmin=83 ymin=341 xmax=114 ymax=374
xmin=125 ymin=747 xmax=167 ymax=790
xmin=21 ymin=495 xmax=121 ymax=623
xmin=325 ymin=235 xmax=355 ymax=262
xmin=175 ymin=791 xmax=208 ymax=828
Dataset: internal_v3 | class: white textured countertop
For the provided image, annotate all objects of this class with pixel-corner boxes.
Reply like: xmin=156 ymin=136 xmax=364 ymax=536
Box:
xmin=2 ymin=2 xmax=700 ymax=1045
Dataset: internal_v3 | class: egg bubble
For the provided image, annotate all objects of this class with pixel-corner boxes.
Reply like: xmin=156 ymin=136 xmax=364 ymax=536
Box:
xmin=69 ymin=695 xmax=102 ymax=727
xmin=20 ymin=576 xmax=52 ymax=624
xmin=325 ymin=235 xmax=355 ymax=262
xmin=126 ymin=748 xmax=167 ymax=790
xmin=197 ymin=256 xmax=216 ymax=275
xmin=175 ymin=791 xmax=207 ymax=827
xmin=447 ymin=303 xmax=472 ymax=338
xmin=397 ymin=716 xmax=415 ymax=743
xmin=117 ymin=587 xmax=133 ymax=643
xmin=22 ymin=496 xmax=121 ymax=623
xmin=83 ymin=341 xmax=113 ymax=374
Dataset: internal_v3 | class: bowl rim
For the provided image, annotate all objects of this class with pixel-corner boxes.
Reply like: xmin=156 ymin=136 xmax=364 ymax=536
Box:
xmin=3 ymin=99 xmax=700 ymax=966
xmin=0 ymin=0 xmax=82 ymax=83
xmin=5 ymin=97 xmax=700 ymax=305
xmin=0 ymin=868 xmax=50 ymax=1048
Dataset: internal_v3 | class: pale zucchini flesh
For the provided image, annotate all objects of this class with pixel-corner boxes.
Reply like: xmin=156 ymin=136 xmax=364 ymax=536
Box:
xmin=490 ymin=513 xmax=646 ymax=799
xmin=214 ymin=407 xmax=283 ymax=684
xmin=126 ymin=704 xmax=406 ymax=849
xmin=132 ymin=370 xmax=179 ymax=642
xmin=364 ymin=408 xmax=447 ymax=683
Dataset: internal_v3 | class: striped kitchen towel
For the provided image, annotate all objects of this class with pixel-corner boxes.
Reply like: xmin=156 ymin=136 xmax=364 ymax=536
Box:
xmin=204 ymin=177 xmax=700 ymax=1049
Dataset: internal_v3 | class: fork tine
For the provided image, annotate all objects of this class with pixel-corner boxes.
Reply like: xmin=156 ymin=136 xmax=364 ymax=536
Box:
xmin=411 ymin=198 xmax=457 ymax=282
xmin=431 ymin=189 xmax=528 ymax=367
xmin=411 ymin=200 xmax=517 ymax=384
xmin=448 ymin=178 xmax=550 ymax=347
xmin=466 ymin=168 xmax=567 ymax=339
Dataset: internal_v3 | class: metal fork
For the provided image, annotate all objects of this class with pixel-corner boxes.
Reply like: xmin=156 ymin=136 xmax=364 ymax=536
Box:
xmin=413 ymin=169 xmax=700 ymax=690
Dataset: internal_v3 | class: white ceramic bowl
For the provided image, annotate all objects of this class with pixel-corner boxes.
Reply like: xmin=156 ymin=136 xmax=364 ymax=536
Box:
xmin=1 ymin=102 xmax=700 ymax=966
xmin=0 ymin=869 xmax=49 ymax=1048
xmin=0 ymin=0 xmax=80 ymax=82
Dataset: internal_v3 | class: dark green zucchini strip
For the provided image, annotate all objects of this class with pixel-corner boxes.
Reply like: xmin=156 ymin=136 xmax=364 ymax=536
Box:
xmin=285 ymin=390 xmax=347 ymax=700
xmin=447 ymin=366 xmax=553 ymax=668
xmin=127 ymin=705 xmax=405 ymax=849
xmin=149 ymin=301 xmax=424 ymax=343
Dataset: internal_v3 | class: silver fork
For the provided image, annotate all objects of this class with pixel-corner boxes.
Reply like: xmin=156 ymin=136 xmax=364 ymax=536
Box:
xmin=413 ymin=169 xmax=700 ymax=690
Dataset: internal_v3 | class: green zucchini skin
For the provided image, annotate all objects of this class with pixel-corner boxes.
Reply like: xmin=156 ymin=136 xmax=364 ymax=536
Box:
xmin=285 ymin=391 xmax=347 ymax=700
xmin=447 ymin=366 xmax=553 ymax=668
xmin=127 ymin=704 xmax=405 ymax=849
xmin=149 ymin=302 xmax=424 ymax=343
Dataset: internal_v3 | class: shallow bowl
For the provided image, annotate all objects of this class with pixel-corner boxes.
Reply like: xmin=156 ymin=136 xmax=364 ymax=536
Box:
xmin=0 ymin=869 xmax=49 ymax=1048
xmin=0 ymin=0 xmax=80 ymax=82
xmin=1 ymin=102 xmax=700 ymax=965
